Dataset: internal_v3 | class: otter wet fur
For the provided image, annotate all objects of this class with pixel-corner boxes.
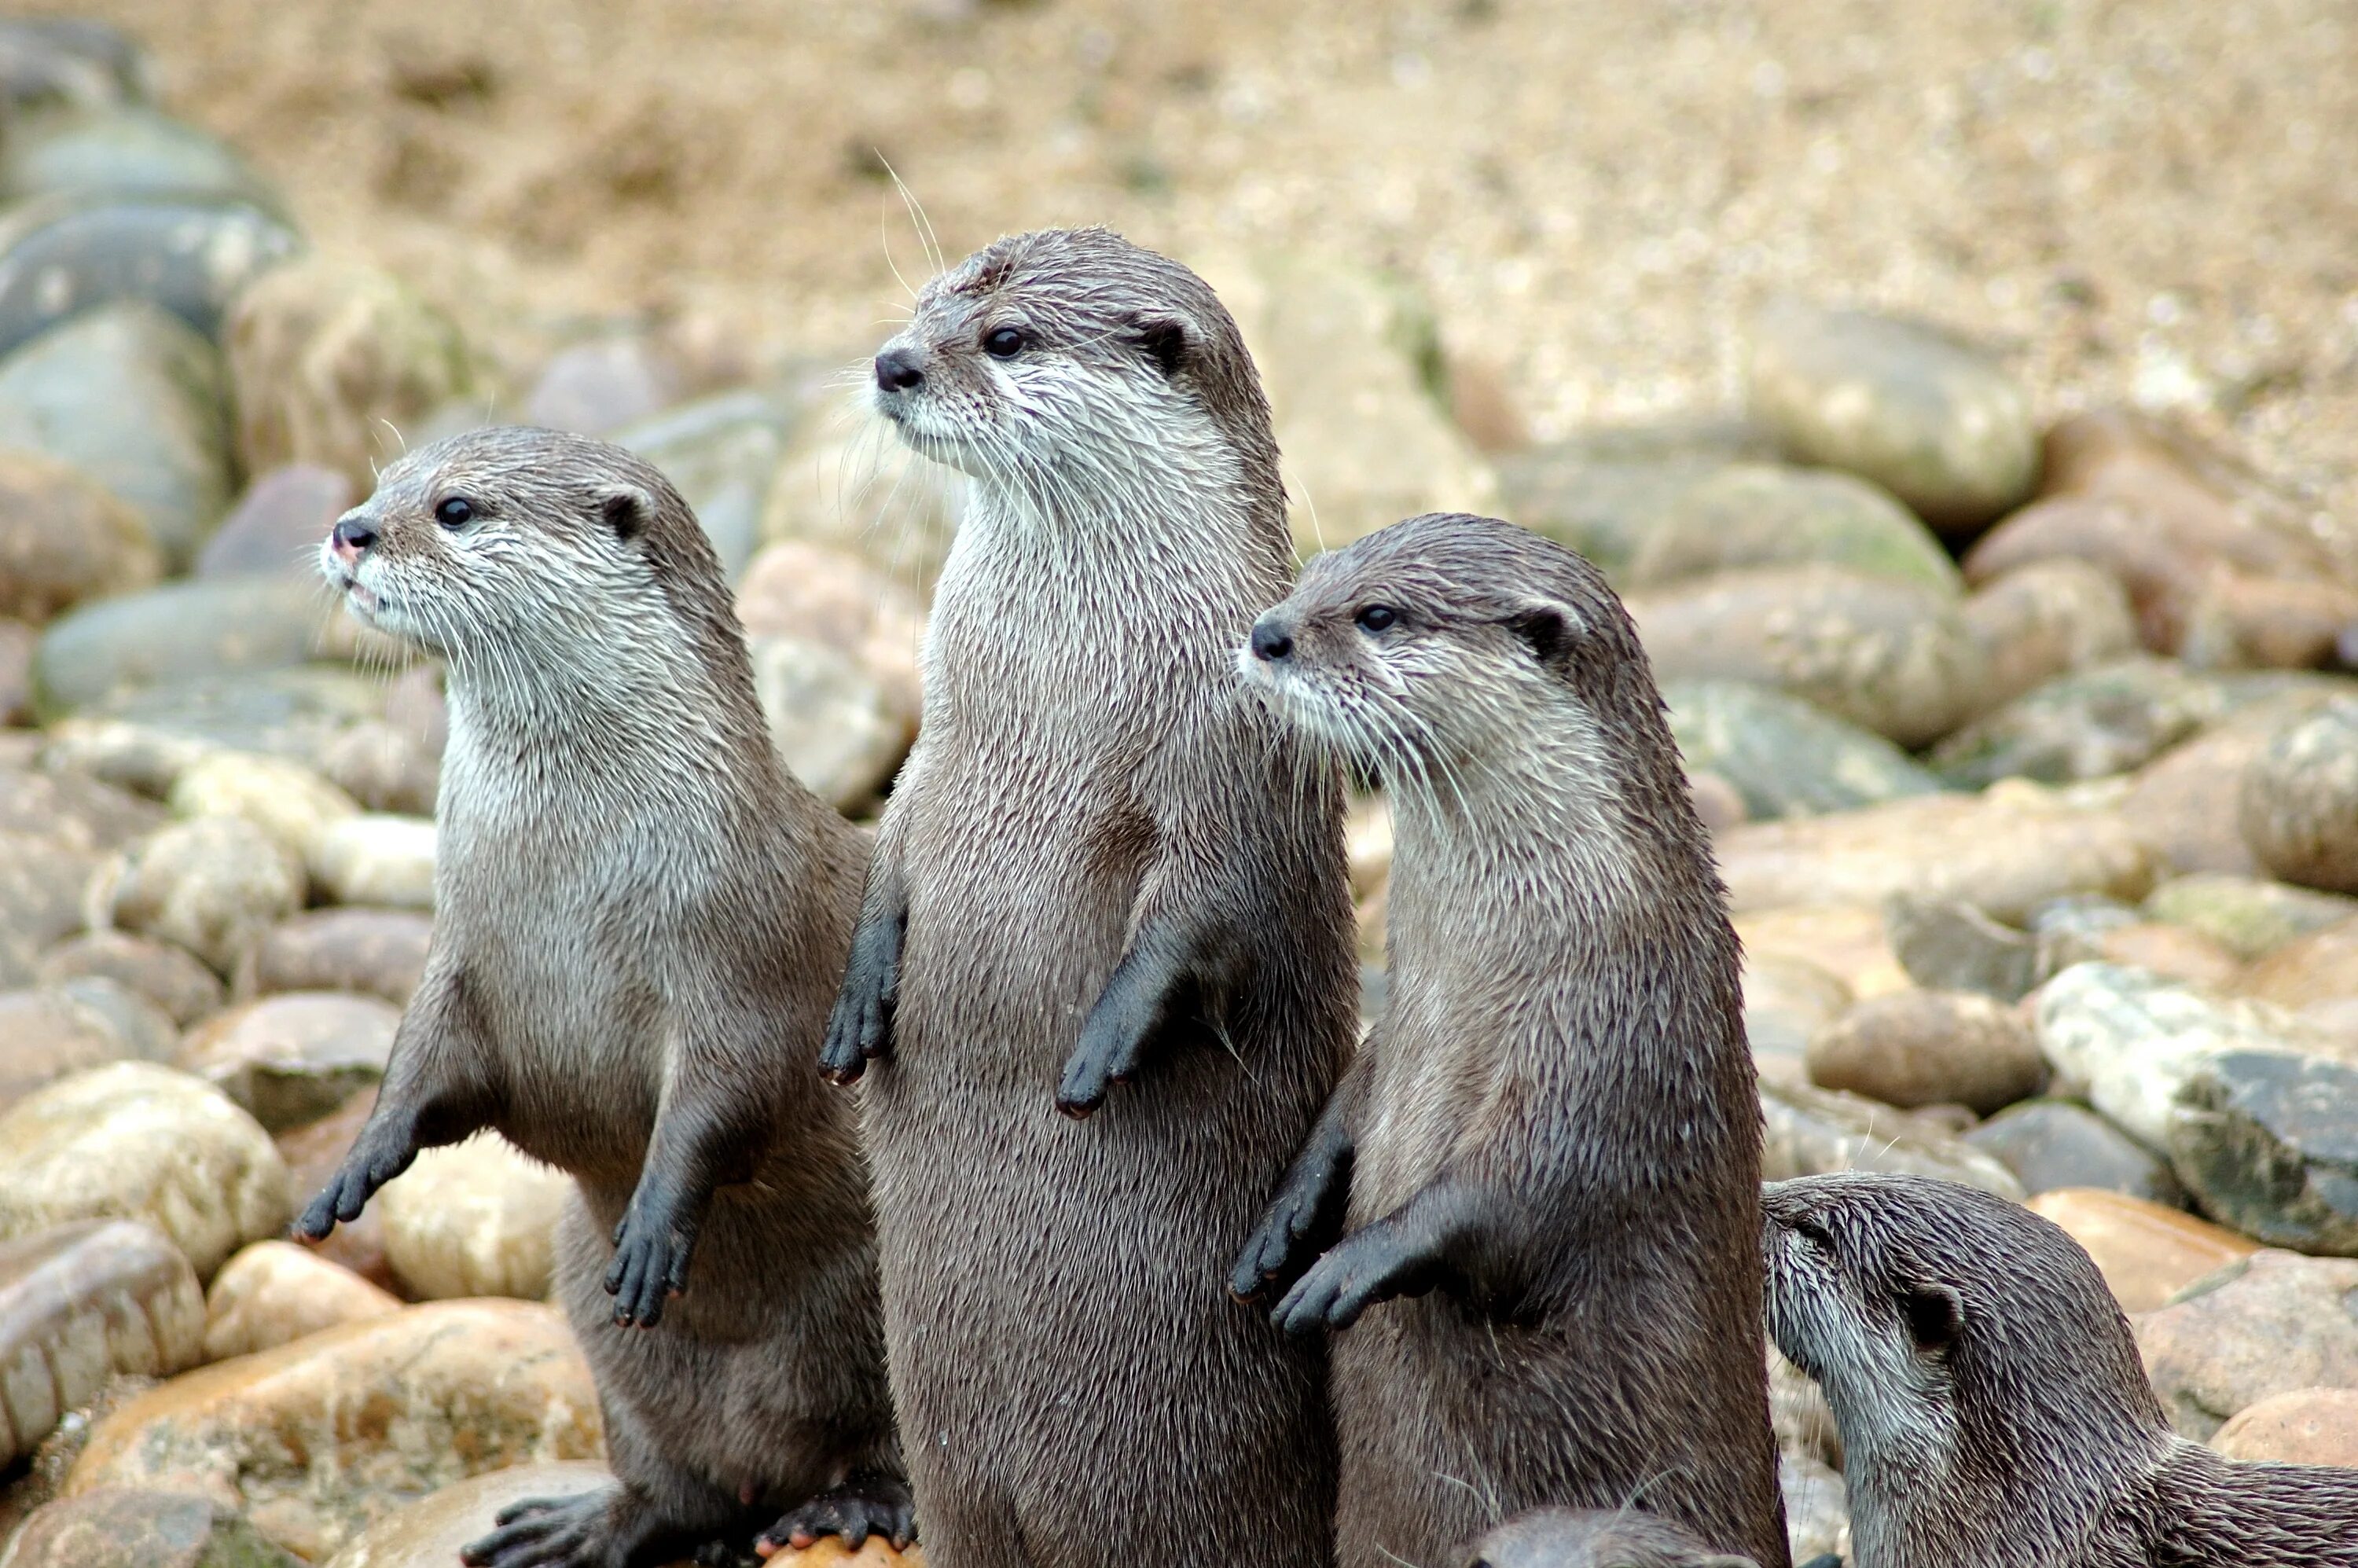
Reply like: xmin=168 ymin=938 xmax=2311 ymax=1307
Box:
xmin=1232 ymin=512 xmax=1791 ymax=1568
xmin=298 ymin=426 xmax=908 ymax=1567
xmin=1764 ymin=1172 xmax=2358 ymax=1568
xmin=1465 ymin=1507 xmax=1765 ymax=1568
xmin=820 ymin=228 xmax=1357 ymax=1567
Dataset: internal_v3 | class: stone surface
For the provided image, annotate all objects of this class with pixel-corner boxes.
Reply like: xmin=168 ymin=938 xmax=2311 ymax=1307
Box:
xmin=1622 ymin=462 xmax=1960 ymax=595
xmin=274 ymin=1092 xmax=394 ymax=1294
xmin=0 ymin=105 xmax=274 ymax=209
xmin=2120 ymin=695 xmax=2333 ymax=878
xmin=194 ymin=465 xmax=353 ymax=579
xmin=1743 ymin=950 xmax=1853 ymax=1088
xmin=233 ymin=908 xmax=432 ymax=1008
xmin=0 ymin=447 xmax=160 ymax=625
xmin=0 ymin=979 xmax=175 ymax=1110
xmin=1760 ymin=1079 xmax=2026 ymax=1198
xmin=2239 ymin=913 xmax=2358 ymax=1051
xmin=0 ymin=762 xmax=160 ymax=850
xmin=315 ymin=1462 xmax=615 ymax=1568
xmin=31 ymin=578 xmax=358 ymax=721
xmin=2136 ymin=1250 xmax=2358 ymax=1441
xmin=735 ymin=540 xmax=924 ymax=724
xmin=1627 ymin=564 xmax=1989 ymax=747
xmin=37 ymin=931 xmax=225 ymax=1028
xmin=1883 ymin=894 xmax=2039 ymax=1001
xmin=1929 ymin=657 xmax=2221 ymax=789
xmin=107 ymin=816 xmax=307 ymax=976
xmin=200 ymin=1241 xmax=398 ymax=1364
xmin=1962 ymin=558 xmax=2142 ymax=713
xmin=616 ymin=387 xmax=799 ymax=580
xmin=0 ymin=1221 xmax=201 ymax=1466
xmin=527 ymin=336 xmax=679 ymax=435
xmin=375 ymin=1135 xmax=570 ymax=1302
xmin=1735 ymin=903 xmax=1910 ymax=1000
xmin=1780 ymin=1452 xmax=1850 ymax=1567
xmin=63 ymin=1299 xmax=602 ymax=1562
xmin=2026 ymin=1188 xmax=2255 ymax=1313
xmin=0 ymin=1063 xmax=291 ymax=1280
xmin=1966 ymin=1099 xmax=2184 ymax=1204
xmin=747 ymin=634 xmax=912 ymax=810
xmin=0 ymin=615 xmax=30 ymax=724
xmin=0 ymin=20 xmax=149 ymax=113
xmin=2148 ymin=875 xmax=2358 ymax=963
xmin=39 ymin=666 xmax=390 ymax=794
xmin=1716 ymin=783 xmax=2156 ymax=924
xmin=0 ymin=1488 xmax=302 ymax=1568
xmin=174 ymin=993 xmax=399 ymax=1135
xmin=224 ymin=257 xmax=476 ymax=491
xmin=1746 ymin=301 xmax=2039 ymax=537
xmin=2240 ymin=703 xmax=2358 ymax=895
xmin=313 ymin=720 xmax=439 ymax=818
xmin=0 ymin=301 xmax=232 ymax=572
xmin=2172 ymin=1048 xmax=2358 ymax=1255
xmin=1662 ymin=679 xmax=1943 ymax=823
xmin=0 ymin=831 xmax=97 ymax=988
xmin=2211 ymin=1387 xmax=2358 ymax=1467
xmin=1805 ymin=987 xmax=2045 ymax=1114
xmin=306 ymin=814 xmax=435 ymax=910
xmin=0 ymin=194 xmax=299 ymax=365
xmin=168 ymin=750 xmax=359 ymax=868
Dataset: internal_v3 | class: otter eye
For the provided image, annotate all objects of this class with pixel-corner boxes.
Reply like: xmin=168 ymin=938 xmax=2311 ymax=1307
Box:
xmin=1354 ymin=604 xmax=1398 ymax=633
xmin=435 ymin=497 xmax=476 ymax=529
xmin=984 ymin=326 xmax=1026 ymax=359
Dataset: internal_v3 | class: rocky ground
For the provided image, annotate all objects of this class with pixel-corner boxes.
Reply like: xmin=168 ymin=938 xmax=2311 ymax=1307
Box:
xmin=2 ymin=8 xmax=2358 ymax=1568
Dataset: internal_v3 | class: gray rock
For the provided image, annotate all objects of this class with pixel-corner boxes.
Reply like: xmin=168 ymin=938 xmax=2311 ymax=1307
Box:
xmin=1805 ymin=987 xmax=2046 ymax=1115
xmin=1884 ymin=893 xmax=2039 ymax=1001
xmin=1625 ymin=462 xmax=1960 ymax=597
xmin=0 ymin=446 xmax=160 ymax=624
xmin=1664 ymin=679 xmax=1945 ymax=822
xmin=1746 ymin=301 xmax=2040 ymax=537
xmin=1759 ymin=1078 xmax=2026 ymax=1199
xmin=2028 ymin=892 xmax=2146 ymax=975
xmin=2171 ymin=1049 xmax=2358 ymax=1255
xmin=0 ymin=1221 xmax=201 ymax=1467
xmin=2135 ymin=1250 xmax=2358 ymax=1440
xmin=1963 ymin=559 xmax=2143 ymax=713
xmin=107 ymin=816 xmax=307 ymax=977
xmin=1930 ymin=657 xmax=2224 ymax=789
xmin=1964 ymin=1098 xmax=2186 ymax=1204
xmin=0 ymin=301 xmax=233 ymax=571
xmin=1780 ymin=1452 xmax=1851 ymax=1567
xmin=0 ymin=19 xmax=151 ymax=113
xmin=194 ymin=465 xmax=352 ymax=579
xmin=1495 ymin=447 xmax=1731 ymax=582
xmin=0 ymin=762 xmax=162 ymax=851
xmin=233 ymin=908 xmax=432 ymax=1008
xmin=747 ymin=634 xmax=912 ymax=811
xmin=0 ymin=195 xmax=301 ymax=361
xmin=527 ymin=337 xmax=679 ymax=436
xmin=0 ymin=105 xmax=277 ymax=210
xmin=31 ymin=578 xmax=345 ymax=719
xmin=39 ymin=930 xmax=225 ymax=1028
xmin=0 ymin=1488 xmax=302 ymax=1568
xmin=0 ymin=830 xmax=95 ymax=989
xmin=174 ymin=993 xmax=399 ymax=1135
xmin=2239 ymin=701 xmax=2358 ymax=896
xmin=0 ymin=979 xmax=175 ymax=1111
xmin=615 ymin=387 xmax=796 ymax=580
xmin=2143 ymin=873 xmax=2358 ymax=963
xmin=47 ymin=667 xmax=391 ymax=790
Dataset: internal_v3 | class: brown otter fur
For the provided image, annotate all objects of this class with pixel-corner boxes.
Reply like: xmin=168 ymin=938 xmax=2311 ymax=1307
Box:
xmin=1764 ymin=1171 xmax=2358 ymax=1568
xmin=821 ymin=228 xmax=1357 ymax=1567
xmin=299 ymin=425 xmax=906 ymax=1566
xmin=1232 ymin=512 xmax=1790 ymax=1568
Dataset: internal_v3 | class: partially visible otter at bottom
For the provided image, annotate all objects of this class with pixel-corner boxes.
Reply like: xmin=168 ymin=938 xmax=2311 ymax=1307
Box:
xmin=1765 ymin=1171 xmax=2358 ymax=1568
xmin=299 ymin=426 xmax=907 ymax=1566
xmin=1232 ymin=512 xmax=1791 ymax=1568
xmin=1464 ymin=1508 xmax=1770 ymax=1568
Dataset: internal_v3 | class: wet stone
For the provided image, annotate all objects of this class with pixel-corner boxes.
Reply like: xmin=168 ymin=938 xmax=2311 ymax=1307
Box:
xmin=2136 ymin=1250 xmax=2358 ymax=1441
xmin=2171 ymin=1048 xmax=2358 ymax=1256
xmin=194 ymin=465 xmax=352 ymax=579
xmin=1965 ymin=1099 xmax=2185 ymax=1205
xmin=0 ymin=1487 xmax=303 ymax=1568
xmin=174 ymin=993 xmax=399 ymax=1136
xmin=233 ymin=908 xmax=432 ymax=1008
xmin=316 ymin=1461 xmax=615 ymax=1568
xmin=0 ymin=979 xmax=175 ymax=1111
xmin=37 ymin=931 xmax=225 ymax=1029
xmin=2239 ymin=702 xmax=2358 ymax=897
xmin=1928 ymin=657 xmax=2222 ymax=790
xmin=1662 ymin=680 xmax=1944 ymax=823
xmin=0 ymin=1220 xmax=204 ymax=1466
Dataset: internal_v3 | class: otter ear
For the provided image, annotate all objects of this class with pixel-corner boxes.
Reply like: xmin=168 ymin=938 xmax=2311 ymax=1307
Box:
xmin=1127 ymin=312 xmax=1194 ymax=377
xmin=1901 ymin=1283 xmax=1963 ymax=1353
xmin=1504 ymin=597 xmax=1582 ymax=666
xmin=597 ymin=485 xmax=651 ymax=543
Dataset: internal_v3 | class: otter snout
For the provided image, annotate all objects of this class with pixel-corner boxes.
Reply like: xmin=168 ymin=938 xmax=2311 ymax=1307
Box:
xmin=1249 ymin=617 xmax=1295 ymax=663
xmin=874 ymin=347 xmax=925 ymax=392
xmin=329 ymin=512 xmax=377 ymax=565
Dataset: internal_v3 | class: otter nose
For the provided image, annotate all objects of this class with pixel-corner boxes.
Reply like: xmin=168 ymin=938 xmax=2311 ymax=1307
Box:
xmin=330 ymin=516 xmax=376 ymax=561
xmin=873 ymin=347 xmax=925 ymax=392
xmin=1250 ymin=620 xmax=1294 ymax=663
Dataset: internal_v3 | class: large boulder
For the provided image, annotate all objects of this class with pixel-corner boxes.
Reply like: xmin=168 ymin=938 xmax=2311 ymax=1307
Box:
xmin=2136 ymin=1251 xmax=2358 ymax=1441
xmin=0 ymin=1489 xmax=301 ymax=1568
xmin=374 ymin=1135 xmax=570 ymax=1302
xmin=0 ymin=1219 xmax=201 ymax=1466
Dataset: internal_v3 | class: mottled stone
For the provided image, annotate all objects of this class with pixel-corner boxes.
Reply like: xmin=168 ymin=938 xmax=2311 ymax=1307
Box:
xmin=107 ymin=816 xmax=307 ymax=976
xmin=0 ymin=1221 xmax=201 ymax=1466
xmin=2121 ymin=695 xmax=2331 ymax=877
xmin=1962 ymin=558 xmax=2142 ymax=713
xmin=1966 ymin=1099 xmax=2184 ymax=1205
xmin=63 ymin=1299 xmax=602 ymax=1562
xmin=48 ymin=668 xmax=395 ymax=789
xmin=1495 ymin=446 xmax=1735 ymax=582
xmin=233 ymin=908 xmax=432 ymax=1008
xmin=194 ymin=465 xmax=352 ymax=579
xmin=735 ymin=540 xmax=924 ymax=722
xmin=0 ymin=762 xmax=159 ymax=850
xmin=1662 ymin=680 xmax=1943 ymax=823
xmin=0 ymin=194 xmax=299 ymax=365
xmin=748 ymin=635 xmax=913 ymax=811
xmin=1882 ymin=894 xmax=2039 ymax=1001
xmin=1744 ymin=950 xmax=1853 ymax=1088
xmin=174 ymin=993 xmax=399 ymax=1135
xmin=1805 ymin=988 xmax=2045 ymax=1114
xmin=305 ymin=814 xmax=434 ymax=910
xmin=316 ymin=1462 xmax=615 ymax=1568
xmin=0 ymin=447 xmax=159 ymax=625
xmin=1929 ymin=657 xmax=2221 ymax=789
xmin=1623 ymin=462 xmax=1960 ymax=595
xmin=2136 ymin=1250 xmax=2358 ymax=1440
xmin=200 ymin=1241 xmax=398 ymax=1364
xmin=37 ymin=931 xmax=225 ymax=1028
xmin=0 ymin=1488 xmax=301 ymax=1568
xmin=375 ymin=1135 xmax=569 ymax=1302
xmin=2172 ymin=1048 xmax=2358 ymax=1255
xmin=2026 ymin=1188 xmax=2255 ymax=1313
xmin=2211 ymin=1387 xmax=2358 ymax=1467
xmin=0 ymin=105 xmax=275 ymax=210
xmin=0 ymin=979 xmax=174 ymax=1110
xmin=2088 ymin=921 xmax=2245 ymax=991
xmin=1759 ymin=1079 xmax=2025 ymax=1199
xmin=168 ymin=751 xmax=358 ymax=868
xmin=2240 ymin=703 xmax=2358 ymax=895
xmin=32 ymin=578 xmax=354 ymax=721
xmin=1735 ymin=903 xmax=1910 ymax=1000
xmin=312 ymin=719 xmax=439 ymax=818
xmin=2147 ymin=875 xmax=2358 ymax=963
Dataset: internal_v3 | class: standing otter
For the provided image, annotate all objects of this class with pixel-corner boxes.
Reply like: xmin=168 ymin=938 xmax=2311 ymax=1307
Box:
xmin=1232 ymin=512 xmax=1791 ymax=1568
xmin=819 ymin=228 xmax=1357 ymax=1567
xmin=299 ymin=426 xmax=909 ymax=1566
xmin=1465 ymin=1508 xmax=1765 ymax=1568
xmin=1763 ymin=1171 xmax=2358 ymax=1568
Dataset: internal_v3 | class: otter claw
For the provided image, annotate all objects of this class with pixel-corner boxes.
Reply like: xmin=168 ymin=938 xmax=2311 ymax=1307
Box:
xmin=758 ymin=1471 xmax=917 ymax=1555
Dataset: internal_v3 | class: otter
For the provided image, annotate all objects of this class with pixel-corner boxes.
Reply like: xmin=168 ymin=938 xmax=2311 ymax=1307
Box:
xmin=818 ymin=228 xmax=1357 ymax=1567
xmin=1465 ymin=1508 xmax=1767 ymax=1568
xmin=1231 ymin=512 xmax=1791 ymax=1568
xmin=1763 ymin=1171 xmax=2358 ymax=1568
xmin=297 ymin=426 xmax=908 ymax=1566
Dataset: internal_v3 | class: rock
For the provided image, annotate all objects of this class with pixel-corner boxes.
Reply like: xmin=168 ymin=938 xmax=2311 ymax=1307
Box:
xmin=0 ymin=831 xmax=97 ymax=987
xmin=1735 ymin=904 xmax=1910 ymax=999
xmin=306 ymin=814 xmax=435 ymax=910
xmin=224 ymin=257 xmax=476 ymax=491
xmin=375 ymin=1135 xmax=570 ymax=1302
xmin=39 ymin=667 xmax=391 ymax=793
xmin=1966 ymin=1099 xmax=2185 ymax=1204
xmin=1779 ymin=1452 xmax=1850 ymax=1567
xmin=0 ymin=1488 xmax=302 ymax=1568
xmin=0 ymin=20 xmax=150 ymax=113
xmin=1962 ymin=559 xmax=2142 ymax=712
xmin=63 ymin=1299 xmax=602 ymax=1561
xmin=0 ymin=105 xmax=275 ymax=210
xmin=1687 ymin=769 xmax=1746 ymax=832
xmin=194 ymin=465 xmax=353 ymax=579
xmin=107 ymin=817 xmax=307 ymax=976
xmin=174 ymin=993 xmax=399 ymax=1135
xmin=2147 ymin=875 xmax=2358 ymax=963
xmin=759 ymin=395 xmax=964 ymax=589
xmin=1627 ymin=564 xmax=1989 ymax=747
xmin=0 ymin=195 xmax=301 ymax=363
xmin=2171 ymin=1048 xmax=2358 ymax=1255
xmin=616 ymin=388 xmax=799 ymax=580
xmin=273 ymin=1093 xmax=393 ymax=1294
xmin=0 ymin=979 xmax=175 ymax=1110
xmin=0 ymin=302 xmax=232 ymax=571
xmin=2135 ymin=1250 xmax=2358 ymax=1440
xmin=0 ymin=447 xmax=160 ymax=624
xmin=1805 ymin=988 xmax=2045 ymax=1114
xmin=1497 ymin=451 xmax=1731 ymax=582
xmin=2121 ymin=695 xmax=2334 ymax=876
xmin=2240 ymin=703 xmax=2358 ymax=895
xmin=1622 ymin=463 xmax=1960 ymax=596
xmin=312 ymin=721 xmax=439 ymax=817
xmin=1662 ymin=680 xmax=1943 ymax=822
xmin=527 ymin=337 xmax=679 ymax=436
xmin=0 ymin=762 xmax=160 ymax=849
xmin=2211 ymin=1387 xmax=2358 ymax=1467
xmin=168 ymin=751 xmax=358 ymax=868
xmin=1883 ymin=894 xmax=2040 ymax=1001
xmin=31 ymin=578 xmax=353 ymax=721
xmin=735 ymin=541 xmax=924 ymax=722
xmin=233 ymin=909 xmax=432 ymax=1008
xmin=1743 ymin=951 xmax=1852 ymax=1088
xmin=1746 ymin=302 xmax=2038 ymax=538
xmin=37 ymin=931 xmax=225 ymax=1027
xmin=316 ymin=1462 xmax=615 ymax=1568
xmin=0 ymin=1221 xmax=201 ymax=1466
xmin=2179 ymin=570 xmax=2358 ymax=673
xmin=2025 ymin=1188 xmax=2255 ymax=1313
xmin=1716 ymin=782 xmax=2156 ymax=924
xmin=200 ymin=1241 xmax=399 ymax=1363
xmin=747 ymin=635 xmax=912 ymax=810
xmin=1759 ymin=1079 xmax=2026 ymax=1199
xmin=1929 ymin=657 xmax=2222 ymax=789
xmin=2239 ymin=913 xmax=2358 ymax=1047
xmin=0 ymin=615 xmax=30 ymax=724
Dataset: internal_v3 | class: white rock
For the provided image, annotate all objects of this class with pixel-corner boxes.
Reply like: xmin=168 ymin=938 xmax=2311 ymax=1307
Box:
xmin=169 ymin=750 xmax=358 ymax=866
xmin=307 ymin=813 xmax=435 ymax=909
xmin=375 ymin=1133 xmax=570 ymax=1301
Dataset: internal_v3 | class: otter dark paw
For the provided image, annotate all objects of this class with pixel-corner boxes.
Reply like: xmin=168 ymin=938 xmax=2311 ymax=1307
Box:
xmin=461 ymin=1490 xmax=610 ymax=1567
xmin=290 ymin=1123 xmax=418 ymax=1241
xmin=1056 ymin=948 xmax=1187 ymax=1118
xmin=604 ymin=1209 xmax=695 ymax=1329
xmin=757 ymin=1472 xmax=917 ymax=1555
xmin=821 ymin=914 xmax=903 ymax=1086
xmin=1273 ymin=1217 xmax=1449 ymax=1335
xmin=1231 ymin=1126 xmax=1353 ymax=1303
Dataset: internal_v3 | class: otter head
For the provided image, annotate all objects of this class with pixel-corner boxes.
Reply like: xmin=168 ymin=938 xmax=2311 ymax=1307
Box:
xmin=869 ymin=226 xmax=1278 ymax=511
xmin=318 ymin=425 xmax=734 ymax=685
xmin=1464 ymin=1507 xmax=1758 ymax=1568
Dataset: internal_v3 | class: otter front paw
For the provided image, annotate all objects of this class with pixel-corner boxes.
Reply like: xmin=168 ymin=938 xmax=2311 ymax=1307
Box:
xmin=1056 ymin=949 xmax=1185 ymax=1118
xmin=756 ymin=1471 xmax=917 ymax=1556
xmin=290 ymin=1119 xmax=418 ymax=1241
xmin=1231 ymin=1131 xmax=1353 ymax=1303
xmin=604 ymin=1207 xmax=695 ymax=1329
xmin=1273 ymin=1217 xmax=1450 ymax=1335
xmin=821 ymin=913 xmax=903 ymax=1085
xmin=460 ymin=1489 xmax=609 ymax=1567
